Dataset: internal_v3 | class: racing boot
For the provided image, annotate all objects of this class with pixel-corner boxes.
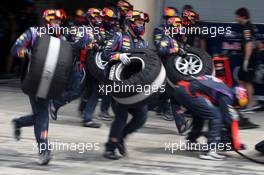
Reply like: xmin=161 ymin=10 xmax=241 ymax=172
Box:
xmin=103 ymin=141 xmax=120 ymax=160
xmin=12 ymin=119 xmax=21 ymax=141
xmin=116 ymin=137 xmax=127 ymax=157
xmin=48 ymin=100 xmax=58 ymax=120
xmin=39 ymin=150 xmax=52 ymax=165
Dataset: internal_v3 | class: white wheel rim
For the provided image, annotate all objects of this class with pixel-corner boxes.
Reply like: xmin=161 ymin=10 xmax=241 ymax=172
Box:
xmin=174 ymin=53 xmax=203 ymax=75
xmin=95 ymin=52 xmax=108 ymax=70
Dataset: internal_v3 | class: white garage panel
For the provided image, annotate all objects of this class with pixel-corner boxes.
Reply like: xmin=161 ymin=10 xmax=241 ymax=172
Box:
xmin=164 ymin=0 xmax=264 ymax=23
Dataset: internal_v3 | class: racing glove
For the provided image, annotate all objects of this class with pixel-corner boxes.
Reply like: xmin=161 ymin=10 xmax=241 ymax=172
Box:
xmin=119 ymin=53 xmax=131 ymax=65
xmin=17 ymin=48 xmax=31 ymax=58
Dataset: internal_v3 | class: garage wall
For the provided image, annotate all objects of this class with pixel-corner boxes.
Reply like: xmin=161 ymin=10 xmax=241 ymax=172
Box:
xmin=164 ymin=0 xmax=264 ymax=23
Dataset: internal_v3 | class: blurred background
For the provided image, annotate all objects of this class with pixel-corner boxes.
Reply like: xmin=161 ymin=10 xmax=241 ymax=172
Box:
xmin=0 ymin=0 xmax=264 ymax=100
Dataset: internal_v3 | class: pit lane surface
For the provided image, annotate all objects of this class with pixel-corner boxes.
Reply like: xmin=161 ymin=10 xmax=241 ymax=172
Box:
xmin=0 ymin=82 xmax=263 ymax=175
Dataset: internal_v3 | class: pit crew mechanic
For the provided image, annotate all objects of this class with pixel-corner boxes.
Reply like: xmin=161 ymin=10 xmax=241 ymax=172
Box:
xmin=181 ymin=8 xmax=206 ymax=49
xmin=101 ymin=10 xmax=150 ymax=160
xmin=186 ymin=75 xmax=248 ymax=151
xmin=235 ymin=8 xmax=261 ymax=112
xmin=78 ymin=7 xmax=107 ymax=127
xmin=48 ymin=8 xmax=102 ymax=128
xmin=117 ymin=0 xmax=134 ymax=31
xmin=154 ymin=7 xmax=227 ymax=160
xmin=154 ymin=7 xmax=191 ymax=131
xmin=11 ymin=9 xmax=68 ymax=165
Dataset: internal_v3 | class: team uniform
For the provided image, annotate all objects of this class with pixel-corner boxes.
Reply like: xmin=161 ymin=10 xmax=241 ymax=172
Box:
xmin=102 ymin=10 xmax=149 ymax=160
xmin=238 ymin=21 xmax=259 ymax=82
xmin=11 ymin=9 xmax=68 ymax=165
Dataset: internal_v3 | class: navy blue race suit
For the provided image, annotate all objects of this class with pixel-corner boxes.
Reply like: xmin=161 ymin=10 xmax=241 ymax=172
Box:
xmin=102 ymin=31 xmax=148 ymax=152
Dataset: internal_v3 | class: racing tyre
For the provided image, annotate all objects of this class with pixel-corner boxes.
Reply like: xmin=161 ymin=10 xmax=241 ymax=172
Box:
xmin=105 ymin=49 xmax=166 ymax=107
xmin=87 ymin=50 xmax=108 ymax=82
xmin=22 ymin=35 xmax=74 ymax=99
xmin=164 ymin=47 xmax=213 ymax=85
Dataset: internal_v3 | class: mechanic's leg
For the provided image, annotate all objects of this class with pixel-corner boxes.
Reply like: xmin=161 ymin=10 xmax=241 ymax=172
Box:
xmin=245 ymin=82 xmax=257 ymax=108
xmin=218 ymin=95 xmax=234 ymax=127
xmin=171 ymin=86 xmax=222 ymax=146
xmin=167 ymin=85 xmax=193 ymax=133
xmin=31 ymin=96 xmax=50 ymax=154
xmin=82 ymin=77 xmax=100 ymax=123
xmin=78 ymin=90 xmax=88 ymax=114
xmin=156 ymin=91 xmax=170 ymax=114
xmin=12 ymin=96 xmax=37 ymax=140
xmin=15 ymin=95 xmax=39 ymax=128
xmin=206 ymin=106 xmax=222 ymax=147
xmin=186 ymin=115 xmax=204 ymax=142
xmin=170 ymin=95 xmax=189 ymax=133
xmin=14 ymin=115 xmax=34 ymax=128
xmin=104 ymin=102 xmax=128 ymax=158
xmin=100 ymin=94 xmax=112 ymax=113
xmin=108 ymin=102 xmax=128 ymax=142
xmin=122 ymin=105 xmax=148 ymax=139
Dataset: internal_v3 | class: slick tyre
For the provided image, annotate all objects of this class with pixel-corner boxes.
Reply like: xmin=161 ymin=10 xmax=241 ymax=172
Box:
xmin=22 ymin=35 xmax=74 ymax=99
xmin=87 ymin=51 xmax=108 ymax=82
xmin=105 ymin=49 xmax=166 ymax=107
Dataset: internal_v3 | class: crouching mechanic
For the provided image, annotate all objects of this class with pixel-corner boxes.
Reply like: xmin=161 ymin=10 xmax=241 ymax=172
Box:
xmin=168 ymin=75 xmax=247 ymax=160
xmin=102 ymin=10 xmax=150 ymax=160
xmin=185 ymin=75 xmax=247 ymax=151
xmin=11 ymin=9 xmax=67 ymax=165
xmin=166 ymin=78 xmax=224 ymax=160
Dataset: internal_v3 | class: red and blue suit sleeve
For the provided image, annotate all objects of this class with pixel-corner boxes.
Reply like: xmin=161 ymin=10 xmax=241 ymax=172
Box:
xmin=101 ymin=32 xmax=123 ymax=62
xmin=154 ymin=26 xmax=179 ymax=58
xmin=190 ymin=76 xmax=235 ymax=103
xmin=154 ymin=27 xmax=171 ymax=57
xmin=11 ymin=28 xmax=34 ymax=58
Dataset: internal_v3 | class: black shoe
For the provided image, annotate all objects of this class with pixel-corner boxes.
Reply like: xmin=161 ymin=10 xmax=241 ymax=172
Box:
xmin=116 ymin=139 xmax=127 ymax=156
xmin=83 ymin=120 xmax=101 ymax=128
xmin=12 ymin=119 xmax=21 ymax=141
xmin=97 ymin=112 xmax=113 ymax=121
xmin=161 ymin=112 xmax=174 ymax=121
xmin=177 ymin=119 xmax=193 ymax=134
xmin=49 ymin=100 xmax=58 ymax=120
xmin=103 ymin=150 xmax=120 ymax=160
xmin=39 ymin=151 xmax=52 ymax=165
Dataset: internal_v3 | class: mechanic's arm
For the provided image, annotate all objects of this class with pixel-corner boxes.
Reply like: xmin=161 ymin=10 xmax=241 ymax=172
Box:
xmin=101 ymin=32 xmax=122 ymax=62
xmin=244 ymin=42 xmax=253 ymax=62
xmin=153 ymin=28 xmax=163 ymax=48
xmin=71 ymin=27 xmax=96 ymax=50
xmin=243 ymin=29 xmax=254 ymax=71
xmin=11 ymin=28 xmax=33 ymax=58
xmin=156 ymin=35 xmax=186 ymax=57
xmin=155 ymin=36 xmax=176 ymax=57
